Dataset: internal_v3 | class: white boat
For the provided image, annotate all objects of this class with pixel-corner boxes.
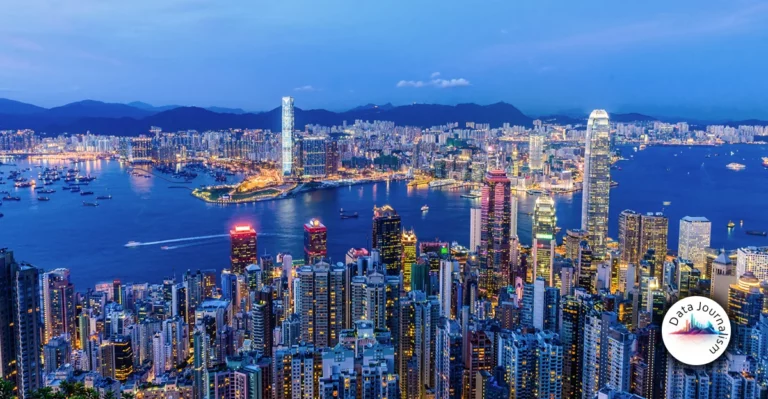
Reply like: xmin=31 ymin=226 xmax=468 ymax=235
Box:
xmin=421 ymin=205 xmax=429 ymax=212
xmin=125 ymin=241 xmax=141 ymax=248
xmin=428 ymin=179 xmax=456 ymax=188
xmin=726 ymin=163 xmax=746 ymax=171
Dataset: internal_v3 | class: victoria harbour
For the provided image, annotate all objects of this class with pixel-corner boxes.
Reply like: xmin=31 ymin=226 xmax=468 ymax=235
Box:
xmin=3 ymin=144 xmax=767 ymax=288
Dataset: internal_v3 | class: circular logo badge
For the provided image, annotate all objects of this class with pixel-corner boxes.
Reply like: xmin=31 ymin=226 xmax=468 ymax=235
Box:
xmin=662 ymin=296 xmax=731 ymax=366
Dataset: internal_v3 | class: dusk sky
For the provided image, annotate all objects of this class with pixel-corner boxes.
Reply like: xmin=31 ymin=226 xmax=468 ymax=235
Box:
xmin=1 ymin=0 xmax=767 ymax=119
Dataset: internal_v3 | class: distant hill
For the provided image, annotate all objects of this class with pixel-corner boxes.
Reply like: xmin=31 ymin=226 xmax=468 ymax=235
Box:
xmin=0 ymin=98 xmax=46 ymax=115
xmin=44 ymin=100 xmax=155 ymax=119
xmin=0 ymin=98 xmax=766 ymax=135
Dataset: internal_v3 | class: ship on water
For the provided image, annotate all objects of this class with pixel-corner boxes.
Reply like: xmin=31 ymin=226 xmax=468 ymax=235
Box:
xmin=726 ymin=162 xmax=746 ymax=171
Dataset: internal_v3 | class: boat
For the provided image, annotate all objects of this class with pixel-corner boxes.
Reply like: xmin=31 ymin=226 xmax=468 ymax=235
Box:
xmin=125 ymin=241 xmax=141 ymax=248
xmin=460 ymin=190 xmax=481 ymax=199
xmin=96 ymin=195 xmax=112 ymax=200
xmin=37 ymin=196 xmax=50 ymax=201
xmin=762 ymin=157 xmax=768 ymax=167
xmin=70 ymin=187 xmax=81 ymax=193
xmin=421 ymin=205 xmax=429 ymax=212
xmin=62 ymin=186 xmax=71 ymax=190
xmin=741 ymin=220 xmax=744 ymax=227
xmin=726 ymin=163 xmax=746 ymax=171
xmin=639 ymin=144 xmax=647 ymax=151
xmin=746 ymin=230 xmax=767 ymax=237
xmin=80 ymin=191 xmax=94 ymax=196
xmin=2 ymin=196 xmax=20 ymax=201
xmin=728 ymin=220 xmax=736 ymax=228
xmin=82 ymin=201 xmax=99 ymax=207
xmin=340 ymin=212 xmax=359 ymax=219
xmin=526 ymin=189 xmax=544 ymax=195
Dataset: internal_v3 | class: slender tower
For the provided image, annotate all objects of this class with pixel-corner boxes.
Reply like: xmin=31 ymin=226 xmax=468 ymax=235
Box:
xmin=281 ymin=96 xmax=295 ymax=176
xmin=581 ymin=109 xmax=611 ymax=259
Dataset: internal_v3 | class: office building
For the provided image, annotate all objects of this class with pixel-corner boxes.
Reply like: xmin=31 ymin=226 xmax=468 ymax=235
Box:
xmin=372 ymin=205 xmax=403 ymax=276
xmin=618 ymin=210 xmax=642 ymax=266
xmin=565 ymin=229 xmax=587 ymax=262
xmin=736 ymin=246 xmax=768 ymax=282
xmin=469 ymin=207 xmax=481 ymax=253
xmin=480 ymin=169 xmax=512 ymax=297
xmin=281 ymin=96 xmax=294 ymax=176
xmin=230 ymin=225 xmax=257 ymax=275
xmin=498 ymin=331 xmax=563 ymax=399
xmin=42 ymin=268 xmax=76 ymax=345
xmin=640 ymin=213 xmax=668 ymax=283
xmin=304 ymin=218 xmax=328 ymax=265
xmin=532 ymin=194 xmax=556 ymax=285
xmin=301 ymin=136 xmax=328 ymax=177
xmin=581 ymin=109 xmax=611 ymax=259
xmin=678 ymin=216 xmax=711 ymax=274
xmin=297 ymin=262 xmax=348 ymax=348
xmin=402 ymin=229 xmax=417 ymax=292
xmin=528 ymin=132 xmax=544 ymax=171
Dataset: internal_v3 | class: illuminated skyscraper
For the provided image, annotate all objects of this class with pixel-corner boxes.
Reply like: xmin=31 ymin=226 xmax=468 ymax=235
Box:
xmin=528 ymin=132 xmax=544 ymax=171
xmin=297 ymin=262 xmax=348 ymax=348
xmin=678 ymin=216 xmax=711 ymax=274
xmin=402 ymin=229 xmax=417 ymax=292
xmin=639 ymin=212 xmax=668 ymax=283
xmin=532 ymin=194 xmax=556 ymax=285
xmin=9 ymin=260 xmax=43 ymax=398
xmin=729 ymin=271 xmax=763 ymax=354
xmin=230 ymin=225 xmax=257 ymax=275
xmin=42 ymin=268 xmax=76 ymax=345
xmin=281 ymin=96 xmax=294 ymax=176
xmin=301 ymin=136 xmax=328 ymax=178
xmin=304 ymin=218 xmax=328 ymax=265
xmin=372 ymin=205 xmax=403 ymax=276
xmin=565 ymin=229 xmax=587 ymax=261
xmin=479 ymin=169 xmax=512 ymax=297
xmin=618 ymin=209 xmax=642 ymax=266
xmin=469 ymin=207 xmax=481 ymax=253
xmin=581 ymin=109 xmax=611 ymax=259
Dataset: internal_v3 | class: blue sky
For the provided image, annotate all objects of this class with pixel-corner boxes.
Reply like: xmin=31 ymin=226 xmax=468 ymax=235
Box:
xmin=1 ymin=0 xmax=767 ymax=119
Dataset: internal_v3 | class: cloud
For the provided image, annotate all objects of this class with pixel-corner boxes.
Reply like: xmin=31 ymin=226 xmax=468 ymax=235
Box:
xmin=294 ymin=85 xmax=317 ymax=92
xmin=396 ymin=75 xmax=471 ymax=89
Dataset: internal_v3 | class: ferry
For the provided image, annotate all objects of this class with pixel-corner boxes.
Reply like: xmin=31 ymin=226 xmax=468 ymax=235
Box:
xmin=728 ymin=220 xmax=736 ymax=229
xmin=82 ymin=201 xmax=99 ymax=207
xmin=428 ymin=179 xmax=455 ymax=188
xmin=762 ymin=157 xmax=768 ymax=167
xmin=80 ymin=191 xmax=94 ymax=196
xmin=460 ymin=189 xmax=482 ymax=199
xmin=2 ymin=196 xmax=21 ymax=201
xmin=37 ymin=196 xmax=50 ymax=201
xmin=125 ymin=241 xmax=141 ymax=248
xmin=726 ymin=163 xmax=746 ymax=171
xmin=639 ymin=144 xmax=647 ymax=151
xmin=340 ymin=212 xmax=359 ymax=219
xmin=96 ymin=195 xmax=112 ymax=200
xmin=421 ymin=205 xmax=429 ymax=212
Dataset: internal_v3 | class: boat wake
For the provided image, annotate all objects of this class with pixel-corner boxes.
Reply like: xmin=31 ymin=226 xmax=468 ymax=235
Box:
xmin=125 ymin=234 xmax=229 ymax=247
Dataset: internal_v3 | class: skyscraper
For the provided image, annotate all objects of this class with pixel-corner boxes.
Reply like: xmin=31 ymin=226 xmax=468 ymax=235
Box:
xmin=301 ymin=136 xmax=328 ymax=177
xmin=14 ymin=263 xmax=43 ymax=398
xmin=297 ymin=262 xmax=348 ymax=348
xmin=402 ymin=229 xmax=417 ymax=292
xmin=304 ymin=218 xmax=328 ymax=265
xmin=532 ymin=194 xmax=556 ymax=285
xmin=480 ymin=169 xmax=512 ymax=297
xmin=372 ymin=205 xmax=403 ymax=276
xmin=42 ymin=268 xmax=76 ymax=345
xmin=728 ymin=272 xmax=763 ymax=354
xmin=281 ymin=96 xmax=294 ymax=176
xmin=679 ymin=216 xmax=711 ymax=274
xmin=469 ymin=207 xmax=481 ymax=253
xmin=581 ymin=109 xmax=611 ymax=259
xmin=230 ymin=225 xmax=257 ymax=275
xmin=618 ymin=209 xmax=642 ymax=266
xmin=639 ymin=213 xmax=668 ymax=283
xmin=528 ymin=132 xmax=544 ymax=171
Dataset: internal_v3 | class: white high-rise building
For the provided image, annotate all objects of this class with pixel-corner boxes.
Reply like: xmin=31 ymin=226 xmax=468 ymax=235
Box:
xmin=581 ymin=109 xmax=611 ymax=259
xmin=469 ymin=207 xmax=482 ymax=252
xmin=510 ymin=195 xmax=518 ymax=238
xmin=438 ymin=260 xmax=456 ymax=318
xmin=606 ymin=325 xmax=634 ymax=392
xmin=281 ymin=96 xmax=294 ymax=176
xmin=736 ymin=246 xmax=768 ymax=282
xmin=678 ymin=216 xmax=711 ymax=274
xmin=528 ymin=132 xmax=544 ymax=171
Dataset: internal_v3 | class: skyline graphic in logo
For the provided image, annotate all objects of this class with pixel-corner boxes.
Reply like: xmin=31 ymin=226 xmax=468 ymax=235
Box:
xmin=670 ymin=314 xmax=726 ymax=336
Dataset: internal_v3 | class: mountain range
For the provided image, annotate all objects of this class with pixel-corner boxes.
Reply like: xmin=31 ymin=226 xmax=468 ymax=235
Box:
xmin=0 ymin=98 xmax=764 ymax=136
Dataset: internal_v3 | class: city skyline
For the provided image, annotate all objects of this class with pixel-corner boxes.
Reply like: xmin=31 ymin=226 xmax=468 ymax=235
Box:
xmin=1 ymin=1 xmax=768 ymax=118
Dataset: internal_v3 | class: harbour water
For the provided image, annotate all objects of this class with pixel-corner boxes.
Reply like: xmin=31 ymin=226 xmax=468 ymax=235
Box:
xmin=2 ymin=144 xmax=768 ymax=288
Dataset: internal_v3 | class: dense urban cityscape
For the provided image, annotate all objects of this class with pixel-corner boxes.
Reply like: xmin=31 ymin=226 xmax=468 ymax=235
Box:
xmin=1 ymin=94 xmax=768 ymax=399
